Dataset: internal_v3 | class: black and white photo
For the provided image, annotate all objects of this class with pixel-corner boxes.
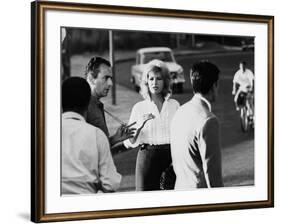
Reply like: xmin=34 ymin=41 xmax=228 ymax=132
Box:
xmin=61 ymin=27 xmax=255 ymax=193
xmin=31 ymin=1 xmax=273 ymax=222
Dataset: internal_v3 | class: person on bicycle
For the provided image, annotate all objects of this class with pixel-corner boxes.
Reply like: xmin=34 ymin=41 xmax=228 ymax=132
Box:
xmin=232 ymin=61 xmax=254 ymax=116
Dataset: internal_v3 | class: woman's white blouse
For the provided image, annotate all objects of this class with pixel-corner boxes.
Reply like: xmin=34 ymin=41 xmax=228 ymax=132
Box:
xmin=124 ymin=98 xmax=180 ymax=148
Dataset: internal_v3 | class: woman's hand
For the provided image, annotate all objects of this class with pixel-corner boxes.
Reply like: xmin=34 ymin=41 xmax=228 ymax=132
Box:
xmin=129 ymin=113 xmax=155 ymax=145
xmin=139 ymin=113 xmax=155 ymax=129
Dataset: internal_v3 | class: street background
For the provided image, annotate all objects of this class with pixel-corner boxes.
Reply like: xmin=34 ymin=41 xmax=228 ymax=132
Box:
xmin=66 ymin=29 xmax=255 ymax=191
xmin=1 ymin=0 xmax=280 ymax=224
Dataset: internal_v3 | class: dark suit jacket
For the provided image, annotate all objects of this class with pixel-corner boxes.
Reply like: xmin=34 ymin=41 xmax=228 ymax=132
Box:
xmin=86 ymin=95 xmax=109 ymax=137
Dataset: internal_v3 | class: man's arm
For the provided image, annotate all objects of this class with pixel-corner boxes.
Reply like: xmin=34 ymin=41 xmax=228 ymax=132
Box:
xmin=232 ymin=82 xmax=239 ymax=95
xmin=232 ymin=71 xmax=239 ymax=95
xmin=250 ymin=70 xmax=255 ymax=92
xmin=123 ymin=104 xmax=141 ymax=149
xmin=109 ymin=123 xmax=136 ymax=148
xmin=199 ymin=116 xmax=223 ymax=188
xmin=96 ymin=129 xmax=122 ymax=192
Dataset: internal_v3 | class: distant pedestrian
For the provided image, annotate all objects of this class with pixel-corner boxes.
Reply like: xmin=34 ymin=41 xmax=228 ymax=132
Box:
xmin=62 ymin=77 xmax=121 ymax=194
xmin=171 ymin=61 xmax=223 ymax=190
xmin=85 ymin=56 xmax=135 ymax=151
xmin=124 ymin=59 xmax=180 ymax=191
xmin=232 ymin=61 xmax=254 ymax=115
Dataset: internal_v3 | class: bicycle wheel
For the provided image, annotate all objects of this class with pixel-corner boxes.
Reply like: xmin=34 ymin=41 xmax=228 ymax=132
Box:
xmin=240 ymin=106 xmax=249 ymax=132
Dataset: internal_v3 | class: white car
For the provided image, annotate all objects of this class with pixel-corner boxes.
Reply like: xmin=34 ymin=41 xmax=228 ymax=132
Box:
xmin=131 ymin=47 xmax=185 ymax=93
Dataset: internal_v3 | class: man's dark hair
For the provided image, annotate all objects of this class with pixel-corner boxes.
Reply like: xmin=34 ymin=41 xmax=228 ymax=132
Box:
xmin=62 ymin=77 xmax=91 ymax=113
xmin=85 ymin=56 xmax=111 ymax=78
xmin=190 ymin=61 xmax=220 ymax=95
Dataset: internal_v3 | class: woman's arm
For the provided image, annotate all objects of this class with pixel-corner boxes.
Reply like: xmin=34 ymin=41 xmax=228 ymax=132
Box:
xmin=129 ymin=113 xmax=155 ymax=144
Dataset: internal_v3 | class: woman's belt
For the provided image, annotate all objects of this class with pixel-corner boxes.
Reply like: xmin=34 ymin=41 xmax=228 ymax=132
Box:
xmin=139 ymin=143 xmax=170 ymax=151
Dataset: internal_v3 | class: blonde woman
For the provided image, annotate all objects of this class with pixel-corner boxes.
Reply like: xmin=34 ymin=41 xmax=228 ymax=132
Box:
xmin=124 ymin=59 xmax=180 ymax=191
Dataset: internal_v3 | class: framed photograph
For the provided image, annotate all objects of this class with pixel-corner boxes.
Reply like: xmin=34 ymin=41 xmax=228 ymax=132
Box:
xmin=31 ymin=0 xmax=274 ymax=222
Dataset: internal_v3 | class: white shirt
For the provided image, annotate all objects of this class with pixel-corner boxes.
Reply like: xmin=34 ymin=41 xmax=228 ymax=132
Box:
xmin=170 ymin=94 xmax=223 ymax=189
xmin=124 ymin=98 xmax=180 ymax=148
xmin=194 ymin=93 xmax=212 ymax=112
xmin=62 ymin=112 xmax=121 ymax=194
xmin=233 ymin=68 xmax=254 ymax=92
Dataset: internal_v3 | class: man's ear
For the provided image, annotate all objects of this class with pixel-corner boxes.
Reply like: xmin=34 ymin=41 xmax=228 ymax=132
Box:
xmin=189 ymin=71 xmax=194 ymax=85
xmin=212 ymin=81 xmax=219 ymax=98
xmin=87 ymin=74 xmax=95 ymax=85
xmin=93 ymin=78 xmax=99 ymax=87
xmin=209 ymin=82 xmax=217 ymax=95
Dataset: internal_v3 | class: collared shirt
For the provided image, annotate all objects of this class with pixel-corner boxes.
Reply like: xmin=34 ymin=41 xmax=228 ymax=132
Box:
xmin=170 ymin=95 xmax=223 ymax=189
xmin=194 ymin=93 xmax=212 ymax=112
xmin=124 ymin=98 xmax=180 ymax=148
xmin=86 ymin=95 xmax=109 ymax=137
xmin=233 ymin=68 xmax=254 ymax=92
xmin=62 ymin=111 xmax=121 ymax=194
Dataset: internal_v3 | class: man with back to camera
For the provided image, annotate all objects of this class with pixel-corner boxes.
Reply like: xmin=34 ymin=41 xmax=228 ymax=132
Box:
xmin=85 ymin=56 xmax=135 ymax=150
xmin=170 ymin=61 xmax=223 ymax=190
xmin=62 ymin=77 xmax=121 ymax=194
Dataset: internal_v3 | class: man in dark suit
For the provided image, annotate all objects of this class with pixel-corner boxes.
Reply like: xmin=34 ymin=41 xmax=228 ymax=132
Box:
xmin=170 ymin=61 xmax=223 ymax=189
xmin=85 ymin=56 xmax=135 ymax=149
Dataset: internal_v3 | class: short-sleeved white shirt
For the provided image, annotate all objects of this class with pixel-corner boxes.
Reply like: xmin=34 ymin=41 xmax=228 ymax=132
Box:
xmin=233 ymin=68 xmax=254 ymax=92
xmin=62 ymin=112 xmax=121 ymax=194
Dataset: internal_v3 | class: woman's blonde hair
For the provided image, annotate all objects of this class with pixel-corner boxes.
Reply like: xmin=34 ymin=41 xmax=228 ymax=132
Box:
xmin=140 ymin=59 xmax=172 ymax=100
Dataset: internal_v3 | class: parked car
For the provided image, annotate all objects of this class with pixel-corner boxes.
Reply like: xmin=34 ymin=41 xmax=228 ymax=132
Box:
xmin=131 ymin=47 xmax=185 ymax=93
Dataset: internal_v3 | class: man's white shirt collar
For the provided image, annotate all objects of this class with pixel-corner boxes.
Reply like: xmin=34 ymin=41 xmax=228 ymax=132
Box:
xmin=194 ymin=93 xmax=212 ymax=112
xmin=62 ymin=111 xmax=86 ymax=122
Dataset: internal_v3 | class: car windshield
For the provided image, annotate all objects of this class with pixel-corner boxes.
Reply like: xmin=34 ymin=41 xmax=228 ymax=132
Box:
xmin=142 ymin=51 xmax=174 ymax=64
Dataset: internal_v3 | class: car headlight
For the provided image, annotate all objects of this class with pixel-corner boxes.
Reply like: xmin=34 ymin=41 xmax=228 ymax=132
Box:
xmin=177 ymin=68 xmax=184 ymax=78
xmin=177 ymin=67 xmax=183 ymax=74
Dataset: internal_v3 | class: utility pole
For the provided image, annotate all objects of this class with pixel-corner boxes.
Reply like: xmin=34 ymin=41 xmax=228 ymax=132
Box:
xmin=191 ymin=34 xmax=196 ymax=48
xmin=109 ymin=30 xmax=116 ymax=105
xmin=176 ymin=34 xmax=180 ymax=49
xmin=61 ymin=28 xmax=71 ymax=81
